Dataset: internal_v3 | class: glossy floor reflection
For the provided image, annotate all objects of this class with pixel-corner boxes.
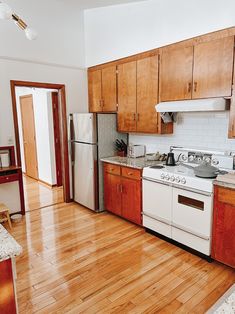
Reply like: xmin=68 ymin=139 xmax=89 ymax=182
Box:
xmin=23 ymin=175 xmax=64 ymax=212
xmin=10 ymin=202 xmax=235 ymax=313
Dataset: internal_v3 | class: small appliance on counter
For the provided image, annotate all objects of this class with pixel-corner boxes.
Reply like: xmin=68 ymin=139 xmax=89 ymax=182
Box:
xmin=0 ymin=151 xmax=10 ymax=168
xmin=166 ymin=152 xmax=176 ymax=166
xmin=128 ymin=145 xmax=146 ymax=158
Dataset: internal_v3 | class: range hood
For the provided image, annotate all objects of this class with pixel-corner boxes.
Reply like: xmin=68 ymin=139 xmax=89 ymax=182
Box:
xmin=156 ymin=98 xmax=228 ymax=113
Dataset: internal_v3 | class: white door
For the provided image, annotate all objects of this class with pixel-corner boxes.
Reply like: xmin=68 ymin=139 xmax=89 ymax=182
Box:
xmin=73 ymin=142 xmax=97 ymax=210
xmin=143 ymin=179 xmax=172 ymax=237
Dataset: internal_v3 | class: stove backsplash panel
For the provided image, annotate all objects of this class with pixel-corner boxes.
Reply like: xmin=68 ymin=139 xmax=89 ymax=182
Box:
xmin=129 ymin=111 xmax=234 ymax=153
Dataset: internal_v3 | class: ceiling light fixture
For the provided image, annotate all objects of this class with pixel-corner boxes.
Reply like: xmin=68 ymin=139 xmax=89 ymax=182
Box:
xmin=0 ymin=1 xmax=38 ymax=40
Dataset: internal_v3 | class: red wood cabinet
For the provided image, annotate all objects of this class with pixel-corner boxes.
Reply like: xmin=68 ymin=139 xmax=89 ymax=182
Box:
xmin=103 ymin=163 xmax=142 ymax=225
xmin=212 ymin=185 xmax=235 ymax=268
xmin=0 ymin=259 xmax=17 ymax=314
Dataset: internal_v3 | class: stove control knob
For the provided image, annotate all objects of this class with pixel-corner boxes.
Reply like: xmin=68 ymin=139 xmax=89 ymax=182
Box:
xmin=160 ymin=173 xmax=165 ymax=179
xmin=165 ymin=174 xmax=170 ymax=181
xmin=188 ymin=155 xmax=195 ymax=162
xmin=212 ymin=159 xmax=219 ymax=165
xmin=204 ymin=157 xmax=211 ymax=163
xmin=181 ymin=154 xmax=187 ymax=161
xmin=170 ymin=176 xmax=175 ymax=182
xmin=181 ymin=177 xmax=186 ymax=184
xmin=175 ymin=176 xmax=180 ymax=183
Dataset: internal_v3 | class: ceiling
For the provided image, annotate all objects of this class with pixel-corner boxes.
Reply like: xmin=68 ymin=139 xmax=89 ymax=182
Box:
xmin=58 ymin=0 xmax=148 ymax=9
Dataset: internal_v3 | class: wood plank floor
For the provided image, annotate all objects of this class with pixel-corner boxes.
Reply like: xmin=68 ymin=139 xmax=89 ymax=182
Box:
xmin=10 ymin=202 xmax=235 ymax=313
xmin=23 ymin=175 xmax=64 ymax=212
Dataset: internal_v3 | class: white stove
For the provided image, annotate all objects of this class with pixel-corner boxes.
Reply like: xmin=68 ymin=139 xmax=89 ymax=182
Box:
xmin=142 ymin=147 xmax=235 ymax=257
xmin=143 ymin=164 xmax=214 ymax=194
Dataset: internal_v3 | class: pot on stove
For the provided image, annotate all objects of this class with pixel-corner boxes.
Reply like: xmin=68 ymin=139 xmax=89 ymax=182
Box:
xmin=181 ymin=161 xmax=227 ymax=178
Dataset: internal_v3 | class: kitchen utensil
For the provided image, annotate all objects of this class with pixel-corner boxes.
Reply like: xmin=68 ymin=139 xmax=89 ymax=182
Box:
xmin=166 ymin=152 xmax=176 ymax=166
xmin=181 ymin=161 xmax=227 ymax=178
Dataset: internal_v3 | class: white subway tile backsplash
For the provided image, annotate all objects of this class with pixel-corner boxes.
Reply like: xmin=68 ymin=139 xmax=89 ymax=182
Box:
xmin=130 ymin=111 xmax=235 ymax=153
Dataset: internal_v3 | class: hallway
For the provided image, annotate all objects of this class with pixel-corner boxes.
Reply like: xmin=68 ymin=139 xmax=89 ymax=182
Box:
xmin=23 ymin=175 xmax=64 ymax=212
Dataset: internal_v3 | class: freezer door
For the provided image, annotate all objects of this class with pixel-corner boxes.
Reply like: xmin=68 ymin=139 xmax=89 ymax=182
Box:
xmin=72 ymin=113 xmax=97 ymax=144
xmin=73 ymin=142 xmax=98 ymax=211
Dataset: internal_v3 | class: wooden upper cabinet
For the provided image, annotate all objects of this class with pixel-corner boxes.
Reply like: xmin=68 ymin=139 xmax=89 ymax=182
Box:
xmin=117 ymin=61 xmax=137 ymax=132
xmin=102 ymin=66 xmax=117 ymax=112
xmin=136 ymin=56 xmax=159 ymax=133
xmin=193 ymin=36 xmax=234 ymax=99
xmin=88 ymin=66 xmax=117 ymax=113
xmin=160 ymin=46 xmax=194 ymax=101
xmin=88 ymin=70 xmax=102 ymax=112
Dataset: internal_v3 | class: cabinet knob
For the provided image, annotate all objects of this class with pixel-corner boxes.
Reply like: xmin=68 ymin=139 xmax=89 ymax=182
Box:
xmin=128 ymin=172 xmax=133 ymax=176
xmin=187 ymin=82 xmax=192 ymax=93
xmin=194 ymin=82 xmax=198 ymax=92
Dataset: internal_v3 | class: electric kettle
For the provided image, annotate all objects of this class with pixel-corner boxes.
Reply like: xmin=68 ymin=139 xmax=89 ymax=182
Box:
xmin=166 ymin=152 xmax=176 ymax=166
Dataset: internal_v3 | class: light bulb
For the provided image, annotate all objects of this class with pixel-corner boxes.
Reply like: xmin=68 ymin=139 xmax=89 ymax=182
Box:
xmin=0 ymin=2 xmax=13 ymax=19
xmin=25 ymin=27 xmax=38 ymax=40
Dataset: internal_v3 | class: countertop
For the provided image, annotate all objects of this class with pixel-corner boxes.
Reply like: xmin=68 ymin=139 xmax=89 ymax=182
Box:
xmin=101 ymin=156 xmax=165 ymax=169
xmin=214 ymin=173 xmax=235 ymax=190
xmin=0 ymin=224 xmax=22 ymax=262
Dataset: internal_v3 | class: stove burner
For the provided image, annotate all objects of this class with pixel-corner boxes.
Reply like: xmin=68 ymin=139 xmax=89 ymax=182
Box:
xmin=149 ymin=165 xmax=165 ymax=169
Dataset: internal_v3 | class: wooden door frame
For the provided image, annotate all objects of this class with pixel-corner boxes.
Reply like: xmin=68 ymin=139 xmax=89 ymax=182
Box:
xmin=19 ymin=94 xmax=39 ymax=180
xmin=10 ymin=80 xmax=71 ymax=203
xmin=51 ymin=92 xmax=63 ymax=187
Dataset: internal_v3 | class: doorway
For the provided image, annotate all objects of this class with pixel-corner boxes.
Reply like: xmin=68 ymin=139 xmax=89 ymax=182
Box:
xmin=11 ymin=81 xmax=71 ymax=212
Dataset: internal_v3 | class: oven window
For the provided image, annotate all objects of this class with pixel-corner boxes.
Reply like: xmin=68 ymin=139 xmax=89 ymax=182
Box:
xmin=178 ymin=195 xmax=204 ymax=211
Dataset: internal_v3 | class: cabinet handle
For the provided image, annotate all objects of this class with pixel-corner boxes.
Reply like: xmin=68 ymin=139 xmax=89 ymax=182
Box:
xmin=194 ymin=82 xmax=198 ymax=92
xmin=133 ymin=113 xmax=136 ymax=121
xmin=127 ymin=172 xmax=133 ymax=176
xmin=119 ymin=184 xmax=123 ymax=193
xmin=187 ymin=82 xmax=192 ymax=93
xmin=137 ymin=113 xmax=140 ymax=121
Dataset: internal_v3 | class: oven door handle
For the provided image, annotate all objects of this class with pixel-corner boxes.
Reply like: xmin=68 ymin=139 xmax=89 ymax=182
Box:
xmin=142 ymin=211 xmax=171 ymax=226
xmin=172 ymin=222 xmax=210 ymax=240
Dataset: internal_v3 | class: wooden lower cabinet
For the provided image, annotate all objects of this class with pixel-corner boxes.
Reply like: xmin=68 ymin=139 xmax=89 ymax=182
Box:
xmin=103 ymin=171 xmax=122 ymax=216
xmin=0 ymin=259 xmax=17 ymax=314
xmin=103 ymin=163 xmax=142 ymax=225
xmin=212 ymin=185 xmax=235 ymax=268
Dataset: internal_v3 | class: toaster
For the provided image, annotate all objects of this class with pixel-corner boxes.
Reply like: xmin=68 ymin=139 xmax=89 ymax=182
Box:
xmin=128 ymin=145 xmax=146 ymax=158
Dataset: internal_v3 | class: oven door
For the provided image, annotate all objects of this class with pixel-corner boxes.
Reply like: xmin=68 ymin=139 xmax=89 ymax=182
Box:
xmin=172 ymin=187 xmax=213 ymax=255
xmin=143 ymin=179 xmax=172 ymax=238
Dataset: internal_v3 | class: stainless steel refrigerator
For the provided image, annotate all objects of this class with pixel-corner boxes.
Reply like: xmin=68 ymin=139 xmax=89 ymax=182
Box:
xmin=70 ymin=113 xmax=127 ymax=212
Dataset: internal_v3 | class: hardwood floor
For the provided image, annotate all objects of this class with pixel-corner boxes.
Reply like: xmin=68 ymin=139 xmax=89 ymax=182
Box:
xmin=23 ymin=175 xmax=64 ymax=212
xmin=9 ymin=202 xmax=235 ymax=313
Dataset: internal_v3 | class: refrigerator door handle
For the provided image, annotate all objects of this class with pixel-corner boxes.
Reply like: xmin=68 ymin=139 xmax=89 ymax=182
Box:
xmin=70 ymin=115 xmax=75 ymax=142
xmin=71 ymin=141 xmax=75 ymax=163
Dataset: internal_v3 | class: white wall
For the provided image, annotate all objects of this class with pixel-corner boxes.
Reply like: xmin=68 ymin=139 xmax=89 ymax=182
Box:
xmin=0 ymin=0 xmax=85 ymax=68
xmin=15 ymin=87 xmax=57 ymax=185
xmin=84 ymin=0 xmax=235 ymax=66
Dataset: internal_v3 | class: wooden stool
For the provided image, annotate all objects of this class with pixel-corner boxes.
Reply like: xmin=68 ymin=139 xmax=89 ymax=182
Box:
xmin=0 ymin=203 xmax=12 ymax=229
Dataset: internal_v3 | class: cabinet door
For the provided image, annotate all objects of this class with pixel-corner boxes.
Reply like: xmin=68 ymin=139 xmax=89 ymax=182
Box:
xmin=104 ymin=171 xmax=122 ymax=216
xmin=136 ymin=56 xmax=159 ymax=133
xmin=102 ymin=66 xmax=117 ymax=112
xmin=160 ymin=46 xmax=193 ymax=101
xmin=193 ymin=37 xmax=234 ymax=98
xmin=121 ymin=177 xmax=142 ymax=225
xmin=117 ymin=61 xmax=137 ymax=132
xmin=212 ymin=186 xmax=235 ymax=268
xmin=88 ymin=70 xmax=102 ymax=112
xmin=0 ymin=259 xmax=17 ymax=314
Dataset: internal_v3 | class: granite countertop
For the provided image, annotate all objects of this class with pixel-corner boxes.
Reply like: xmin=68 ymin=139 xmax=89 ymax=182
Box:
xmin=0 ymin=224 xmax=22 ymax=262
xmin=101 ymin=156 xmax=165 ymax=169
xmin=214 ymin=173 xmax=235 ymax=190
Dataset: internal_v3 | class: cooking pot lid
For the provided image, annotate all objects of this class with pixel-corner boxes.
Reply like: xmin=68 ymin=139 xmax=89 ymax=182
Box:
xmin=194 ymin=161 xmax=218 ymax=172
